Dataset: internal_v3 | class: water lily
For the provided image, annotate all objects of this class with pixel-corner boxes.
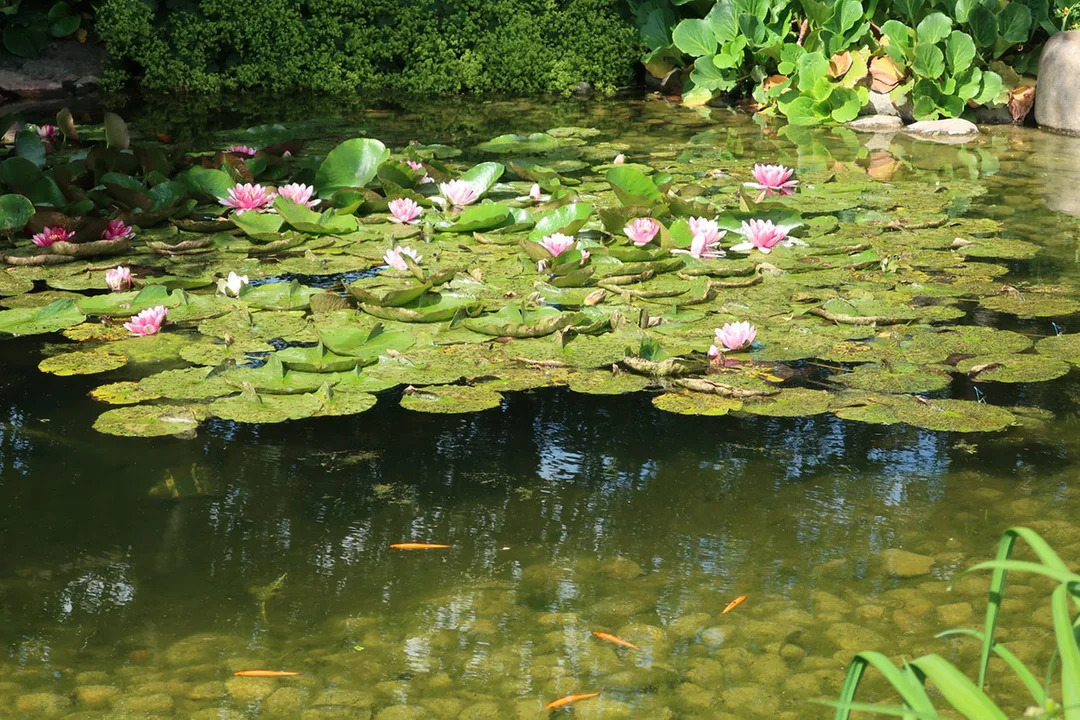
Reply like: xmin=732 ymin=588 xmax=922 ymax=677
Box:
xmin=439 ymin=180 xmax=480 ymax=208
xmin=105 ymin=266 xmax=132 ymax=292
xmin=276 ymin=183 xmax=320 ymax=208
xmin=388 ymin=198 xmax=422 ymax=224
xmin=220 ymin=183 xmax=277 ymax=215
xmin=541 ymin=233 xmax=576 ymax=258
xmin=31 ymin=226 xmax=74 ymax=247
xmin=100 ymin=219 xmax=135 ymax=242
xmin=223 ymin=271 xmax=249 ymax=297
xmin=710 ymin=321 xmax=757 ymax=355
xmin=744 ymin=164 xmax=797 ymax=196
xmin=673 ymin=232 xmax=725 ymax=259
xmin=123 ymin=306 xmax=168 ymax=336
xmin=613 ymin=153 xmax=626 ymax=165
xmin=729 ymin=219 xmax=803 ymax=254
xmin=36 ymin=124 xmax=60 ymax=145
xmin=407 ymin=160 xmax=434 ymax=184
xmin=227 ymin=145 xmax=257 ymax=157
xmin=384 ymin=245 xmax=422 ymax=270
xmin=578 ymin=245 xmax=591 ymax=265
xmin=687 ymin=216 xmax=723 ymax=245
xmin=624 ymin=217 xmax=660 ymax=246
xmin=530 ymin=184 xmax=542 ymax=201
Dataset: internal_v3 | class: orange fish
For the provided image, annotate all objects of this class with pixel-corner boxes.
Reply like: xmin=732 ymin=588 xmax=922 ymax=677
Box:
xmin=544 ymin=691 xmax=601 ymax=710
xmin=389 ymin=543 xmax=452 ymax=550
xmin=233 ymin=670 xmax=301 ymax=678
xmin=722 ymin=595 xmax=748 ymax=614
xmin=592 ymin=631 xmax=640 ymax=650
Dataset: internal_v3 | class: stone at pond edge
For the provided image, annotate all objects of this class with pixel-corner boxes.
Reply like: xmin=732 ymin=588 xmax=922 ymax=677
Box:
xmin=1035 ymin=30 xmax=1080 ymax=135
xmin=846 ymin=115 xmax=904 ymax=133
xmin=879 ymin=548 xmax=935 ymax=578
xmin=904 ymin=119 xmax=979 ymax=139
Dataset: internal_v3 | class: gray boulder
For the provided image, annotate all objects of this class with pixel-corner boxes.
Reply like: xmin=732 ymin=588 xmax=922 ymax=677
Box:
xmin=1035 ymin=30 xmax=1080 ymax=134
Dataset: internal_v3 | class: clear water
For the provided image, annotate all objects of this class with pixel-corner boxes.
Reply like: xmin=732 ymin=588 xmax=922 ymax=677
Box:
xmin=2 ymin=97 xmax=1080 ymax=719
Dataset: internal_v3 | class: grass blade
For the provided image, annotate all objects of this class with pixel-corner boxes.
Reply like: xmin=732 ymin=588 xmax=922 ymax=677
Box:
xmin=1052 ymin=584 xmax=1080 ymax=720
xmin=937 ymin=629 xmax=1046 ymax=706
xmin=833 ymin=652 xmax=936 ymax=720
xmin=969 ymin=528 xmax=1080 ymax=688
xmin=907 ymin=654 xmax=1008 ymax=720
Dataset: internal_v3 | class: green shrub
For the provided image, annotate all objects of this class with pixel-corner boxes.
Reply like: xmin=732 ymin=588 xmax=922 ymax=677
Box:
xmin=95 ymin=0 xmax=643 ymax=96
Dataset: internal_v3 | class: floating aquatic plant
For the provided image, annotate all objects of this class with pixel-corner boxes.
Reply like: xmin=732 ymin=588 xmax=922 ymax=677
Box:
xmin=0 ymin=111 xmax=1070 ymax=437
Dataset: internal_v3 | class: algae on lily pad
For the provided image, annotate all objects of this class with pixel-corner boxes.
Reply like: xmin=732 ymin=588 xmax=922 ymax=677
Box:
xmin=652 ymin=392 xmax=743 ymax=416
xmin=138 ymin=367 xmax=237 ymax=400
xmin=955 ymin=354 xmax=1071 ymax=384
xmin=90 ymin=381 xmax=162 ymax=405
xmin=93 ymin=404 xmax=204 ymax=437
xmin=209 ymin=385 xmax=323 ymax=423
xmin=39 ymin=351 xmax=128 ymax=376
xmin=740 ymin=388 xmax=832 ymax=417
xmin=830 ymin=363 xmax=952 ymax=394
xmin=399 ymin=384 xmax=504 ymax=413
xmin=891 ymin=397 xmax=1016 ymax=432
xmin=1035 ymin=334 xmax=1080 ymax=366
xmin=567 ymin=369 xmax=651 ymax=395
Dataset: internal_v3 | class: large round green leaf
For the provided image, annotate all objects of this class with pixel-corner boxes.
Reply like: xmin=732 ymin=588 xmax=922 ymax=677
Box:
xmin=0 ymin=194 xmax=33 ymax=233
xmin=315 ymin=138 xmax=390 ymax=197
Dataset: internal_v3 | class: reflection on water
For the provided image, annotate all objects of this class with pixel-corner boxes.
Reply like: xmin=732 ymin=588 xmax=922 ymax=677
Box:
xmin=1 ymin=99 xmax=1080 ymax=717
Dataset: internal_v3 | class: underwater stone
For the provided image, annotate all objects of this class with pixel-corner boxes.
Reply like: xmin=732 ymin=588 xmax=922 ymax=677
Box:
xmin=699 ymin=626 xmax=727 ymax=648
xmin=825 ymin=622 xmax=886 ymax=652
xmin=374 ymin=705 xmax=427 ymax=720
xmin=602 ymin=556 xmax=645 ymax=579
xmin=14 ymin=693 xmax=71 ymax=716
xmin=313 ymin=689 xmax=374 ymax=708
xmin=783 ymin=673 xmax=823 ymax=695
xmin=721 ymin=685 xmax=780 ymax=716
xmin=187 ymin=681 xmax=225 ymax=700
xmin=74 ymin=685 xmax=120 ymax=707
xmin=936 ymin=602 xmax=974 ymax=626
xmin=459 ymin=701 xmax=505 ymax=720
xmin=266 ymin=687 xmax=310 ymax=714
xmin=749 ymin=653 xmax=788 ymax=685
xmin=879 ymin=548 xmax=935 ymax=577
xmin=225 ymin=676 xmax=278 ymax=702
xmin=685 ymin=658 xmax=725 ymax=686
xmin=666 ymin=612 xmax=711 ymax=640
xmin=115 ymin=693 xmax=175 ymax=713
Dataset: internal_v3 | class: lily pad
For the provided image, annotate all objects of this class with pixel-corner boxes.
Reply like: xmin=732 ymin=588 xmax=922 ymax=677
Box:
xmin=208 ymin=385 xmax=323 ymax=423
xmin=955 ymin=354 xmax=1071 ymax=384
xmin=740 ymin=388 xmax=832 ymax=417
xmin=399 ymin=385 xmax=503 ymax=413
xmin=567 ymin=369 xmax=651 ymax=395
xmin=39 ymin=351 xmax=128 ymax=376
xmin=89 ymin=381 xmax=162 ymax=405
xmin=1035 ymin=333 xmax=1080 ymax=366
xmin=892 ymin=397 xmax=1016 ymax=432
xmin=93 ymin=404 xmax=203 ymax=437
xmin=138 ymin=367 xmax=237 ymax=400
xmin=652 ymin=392 xmax=743 ymax=416
xmin=830 ymin=363 xmax=953 ymax=394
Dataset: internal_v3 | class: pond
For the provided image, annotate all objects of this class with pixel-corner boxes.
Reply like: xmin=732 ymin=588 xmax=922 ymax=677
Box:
xmin=1 ymin=96 xmax=1080 ymax=719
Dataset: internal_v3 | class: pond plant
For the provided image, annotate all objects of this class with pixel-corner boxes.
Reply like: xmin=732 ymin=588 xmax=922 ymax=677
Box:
xmin=0 ymin=111 xmax=1073 ymax=437
xmin=828 ymin=527 xmax=1080 ymax=720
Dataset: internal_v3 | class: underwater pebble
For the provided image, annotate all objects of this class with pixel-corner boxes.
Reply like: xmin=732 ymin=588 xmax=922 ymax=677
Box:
xmin=879 ymin=548 xmax=936 ymax=577
xmin=74 ymin=685 xmax=120 ymax=707
xmin=15 ymin=692 xmax=71 ymax=716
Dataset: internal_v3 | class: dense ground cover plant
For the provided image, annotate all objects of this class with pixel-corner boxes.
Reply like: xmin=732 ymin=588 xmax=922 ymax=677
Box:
xmin=630 ymin=0 xmax=1048 ymax=122
xmin=830 ymin=527 xmax=1080 ymax=719
xmin=94 ymin=0 xmax=641 ymax=95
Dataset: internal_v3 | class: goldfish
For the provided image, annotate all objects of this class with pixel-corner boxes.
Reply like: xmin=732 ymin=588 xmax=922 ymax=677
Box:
xmin=592 ymin=631 xmax=640 ymax=650
xmin=544 ymin=691 xmax=601 ymax=710
xmin=233 ymin=670 xmax=301 ymax=678
xmin=389 ymin=543 xmax=451 ymax=550
xmin=722 ymin=595 xmax=747 ymax=614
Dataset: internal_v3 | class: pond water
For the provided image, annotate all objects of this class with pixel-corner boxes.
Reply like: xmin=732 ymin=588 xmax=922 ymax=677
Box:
xmin=2 ymin=96 xmax=1080 ymax=719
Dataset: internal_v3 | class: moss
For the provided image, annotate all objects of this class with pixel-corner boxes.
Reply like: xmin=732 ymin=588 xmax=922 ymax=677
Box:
xmin=96 ymin=0 xmax=642 ymax=95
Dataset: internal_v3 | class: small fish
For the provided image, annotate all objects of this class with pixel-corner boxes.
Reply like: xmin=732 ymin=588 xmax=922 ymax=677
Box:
xmin=544 ymin=691 xmax=601 ymax=710
xmin=390 ymin=543 xmax=451 ymax=550
xmin=233 ymin=670 xmax=301 ymax=678
xmin=592 ymin=631 xmax=640 ymax=650
xmin=722 ymin=595 xmax=748 ymax=614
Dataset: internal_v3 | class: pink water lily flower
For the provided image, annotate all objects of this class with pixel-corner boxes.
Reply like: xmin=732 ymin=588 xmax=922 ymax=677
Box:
xmin=745 ymin=164 xmax=797 ymax=196
xmin=687 ymin=216 xmax=723 ymax=245
xmin=37 ymin=124 xmax=60 ymax=145
xmin=226 ymin=145 xmax=257 ymax=157
xmin=388 ymin=198 xmax=422 ymax=224
xmin=31 ymin=226 xmax=75 ymax=247
xmin=709 ymin=321 xmax=757 ymax=356
xmin=529 ymin=184 xmax=542 ymax=201
xmin=613 ymin=153 xmax=626 ymax=165
xmin=101 ymin=219 xmax=135 ymax=242
xmin=439 ymin=180 xmax=480 ymax=208
xmin=673 ymin=232 xmax=725 ymax=259
xmin=541 ymin=233 xmax=576 ymax=258
xmin=624 ymin=217 xmax=660 ymax=246
xmin=384 ymin=245 xmax=422 ymax=271
xmin=276 ymin=183 xmax=320 ymax=208
xmin=730 ymin=219 xmax=803 ymax=254
xmin=406 ymin=160 xmax=434 ymax=184
xmin=105 ymin=266 xmax=132 ymax=292
xmin=220 ymin=183 xmax=277 ymax=215
xmin=123 ymin=306 xmax=168 ymax=336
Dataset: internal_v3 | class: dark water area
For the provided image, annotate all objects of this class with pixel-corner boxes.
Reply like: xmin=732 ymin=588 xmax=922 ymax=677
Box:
xmin=1 ymin=96 xmax=1080 ymax=718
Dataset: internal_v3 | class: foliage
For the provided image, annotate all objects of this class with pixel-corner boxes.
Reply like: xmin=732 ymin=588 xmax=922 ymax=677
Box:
xmin=827 ymin=527 xmax=1080 ymax=719
xmin=0 ymin=0 xmax=91 ymax=59
xmin=629 ymin=0 xmax=1051 ymax=122
xmin=94 ymin=0 xmax=642 ymax=96
xmin=0 ymin=110 xmax=1072 ymax=435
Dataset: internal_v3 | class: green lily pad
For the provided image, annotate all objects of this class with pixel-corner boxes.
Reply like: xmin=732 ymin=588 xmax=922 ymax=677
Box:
xmin=399 ymin=385 xmax=503 ymax=413
xmin=0 ymin=298 xmax=86 ymax=335
xmin=226 ymin=355 xmax=336 ymax=394
xmin=954 ymin=237 xmax=1039 ymax=260
xmin=567 ymin=369 xmax=651 ymax=395
xmin=311 ymin=385 xmax=378 ymax=417
xmin=979 ymin=293 xmax=1080 ymax=318
xmin=740 ymin=388 xmax=832 ymax=417
xmin=138 ymin=367 xmax=237 ymax=400
xmin=209 ymin=386 xmax=323 ymax=423
xmin=955 ymin=354 xmax=1071 ymax=383
xmin=93 ymin=404 xmax=204 ymax=437
xmin=90 ymin=381 xmax=162 ymax=405
xmin=830 ymin=363 xmax=953 ymax=394
xmin=652 ymin=392 xmax=743 ymax=416
xmin=892 ymin=397 xmax=1016 ymax=432
xmin=1035 ymin=333 xmax=1080 ymax=366
xmin=179 ymin=339 xmax=274 ymax=366
xmin=39 ymin=351 xmax=128 ymax=376
xmin=0 ymin=270 xmax=34 ymax=297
